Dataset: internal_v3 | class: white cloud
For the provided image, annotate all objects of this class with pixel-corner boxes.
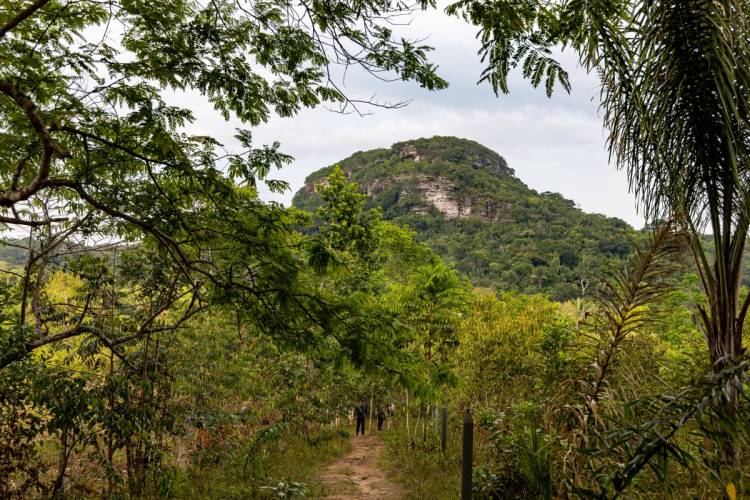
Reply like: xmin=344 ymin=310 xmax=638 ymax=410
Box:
xmin=175 ymin=5 xmax=645 ymax=228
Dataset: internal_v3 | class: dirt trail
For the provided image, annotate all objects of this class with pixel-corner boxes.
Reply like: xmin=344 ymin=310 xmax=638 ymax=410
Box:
xmin=319 ymin=433 xmax=404 ymax=499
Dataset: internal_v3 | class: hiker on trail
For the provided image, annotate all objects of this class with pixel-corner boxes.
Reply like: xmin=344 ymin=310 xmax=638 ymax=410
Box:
xmin=376 ymin=405 xmax=386 ymax=431
xmin=354 ymin=399 xmax=368 ymax=436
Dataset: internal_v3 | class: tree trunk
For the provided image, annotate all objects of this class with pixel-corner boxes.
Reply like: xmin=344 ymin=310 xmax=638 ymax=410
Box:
xmin=413 ymin=410 xmax=421 ymax=450
xmin=434 ymin=401 xmax=439 ymax=435
xmin=709 ymin=317 xmax=741 ymax=466
xmin=697 ymin=220 xmax=747 ymax=467
xmin=52 ymin=428 xmax=69 ymax=497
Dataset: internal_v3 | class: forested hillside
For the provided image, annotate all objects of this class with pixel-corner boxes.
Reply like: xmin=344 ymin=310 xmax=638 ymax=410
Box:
xmin=0 ymin=239 xmax=26 ymax=267
xmin=294 ymin=137 xmax=637 ymax=299
xmin=3 ymin=0 xmax=750 ymax=499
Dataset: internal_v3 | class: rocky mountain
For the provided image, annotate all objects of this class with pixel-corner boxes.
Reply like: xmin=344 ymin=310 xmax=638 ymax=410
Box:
xmin=293 ymin=136 xmax=637 ymax=300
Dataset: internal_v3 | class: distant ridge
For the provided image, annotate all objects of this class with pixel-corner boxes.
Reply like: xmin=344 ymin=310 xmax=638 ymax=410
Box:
xmin=293 ymin=136 xmax=635 ymax=300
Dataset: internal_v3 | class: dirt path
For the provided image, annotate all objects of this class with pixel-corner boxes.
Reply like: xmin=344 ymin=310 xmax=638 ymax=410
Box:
xmin=319 ymin=433 xmax=404 ymax=499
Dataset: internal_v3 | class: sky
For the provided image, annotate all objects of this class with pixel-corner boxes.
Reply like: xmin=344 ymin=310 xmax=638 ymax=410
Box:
xmin=177 ymin=6 xmax=645 ymax=229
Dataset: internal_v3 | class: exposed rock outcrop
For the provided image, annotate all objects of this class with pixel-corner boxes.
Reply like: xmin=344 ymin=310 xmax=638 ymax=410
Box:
xmin=410 ymin=177 xmax=471 ymax=219
xmin=364 ymin=174 xmax=472 ymax=219
xmin=297 ymin=136 xmax=521 ymax=221
xmin=398 ymin=144 xmax=423 ymax=162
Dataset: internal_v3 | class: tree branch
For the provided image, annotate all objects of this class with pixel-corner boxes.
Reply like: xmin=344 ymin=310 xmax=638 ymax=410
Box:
xmin=0 ymin=0 xmax=52 ymax=38
xmin=0 ymin=79 xmax=70 ymax=207
xmin=0 ymin=213 xmax=68 ymax=226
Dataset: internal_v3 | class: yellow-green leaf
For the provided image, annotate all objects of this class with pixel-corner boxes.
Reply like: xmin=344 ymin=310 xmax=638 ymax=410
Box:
xmin=726 ymin=482 xmax=736 ymax=500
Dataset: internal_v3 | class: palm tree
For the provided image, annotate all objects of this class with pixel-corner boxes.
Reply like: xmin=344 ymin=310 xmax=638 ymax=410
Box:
xmin=600 ymin=3 xmax=750 ymax=464
xmin=450 ymin=0 xmax=750 ymax=463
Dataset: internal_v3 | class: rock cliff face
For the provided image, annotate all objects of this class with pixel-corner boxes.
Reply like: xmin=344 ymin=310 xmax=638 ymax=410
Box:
xmin=293 ymin=136 xmax=634 ymax=300
xmin=362 ymin=174 xmax=470 ymax=219
xmin=414 ymin=177 xmax=471 ymax=219
xmin=296 ymin=137 xmax=518 ymax=221
xmin=398 ymin=144 xmax=423 ymax=162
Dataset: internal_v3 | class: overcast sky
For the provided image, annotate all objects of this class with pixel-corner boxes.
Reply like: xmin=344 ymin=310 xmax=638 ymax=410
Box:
xmin=178 ymin=6 xmax=645 ymax=229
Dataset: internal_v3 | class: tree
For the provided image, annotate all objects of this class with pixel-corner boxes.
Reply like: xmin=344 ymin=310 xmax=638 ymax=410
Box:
xmin=385 ymin=261 xmax=469 ymax=392
xmin=0 ymin=0 xmax=447 ymax=364
xmin=455 ymin=290 xmax=572 ymax=407
xmin=310 ymin=165 xmax=430 ymax=375
xmin=317 ymin=166 xmax=374 ymax=254
xmin=450 ymin=0 xmax=750 ymax=465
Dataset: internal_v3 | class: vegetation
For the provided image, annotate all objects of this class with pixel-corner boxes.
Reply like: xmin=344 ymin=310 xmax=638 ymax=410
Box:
xmin=2 ymin=0 xmax=750 ymax=498
xmin=293 ymin=136 xmax=638 ymax=300
xmin=378 ymin=258 xmax=746 ymax=498
xmin=449 ymin=0 xmax=750 ymax=475
xmin=0 ymin=0 xmax=446 ymax=496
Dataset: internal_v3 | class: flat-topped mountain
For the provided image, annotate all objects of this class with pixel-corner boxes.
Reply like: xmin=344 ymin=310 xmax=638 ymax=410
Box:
xmin=293 ymin=136 xmax=635 ymax=300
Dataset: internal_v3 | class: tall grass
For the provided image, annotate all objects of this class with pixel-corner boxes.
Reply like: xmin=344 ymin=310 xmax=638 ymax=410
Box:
xmin=171 ymin=428 xmax=351 ymax=499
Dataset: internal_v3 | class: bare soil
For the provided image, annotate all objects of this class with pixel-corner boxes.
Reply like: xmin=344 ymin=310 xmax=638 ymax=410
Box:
xmin=319 ymin=433 xmax=404 ymax=499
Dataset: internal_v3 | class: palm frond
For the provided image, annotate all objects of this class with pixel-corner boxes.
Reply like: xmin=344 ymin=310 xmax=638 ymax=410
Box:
xmin=601 ymin=0 xmax=750 ymax=226
xmin=585 ymin=220 xmax=685 ymax=409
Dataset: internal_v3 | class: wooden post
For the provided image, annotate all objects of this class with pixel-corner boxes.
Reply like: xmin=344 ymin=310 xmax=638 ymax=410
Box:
xmin=368 ymin=386 xmax=374 ymax=433
xmin=441 ymin=404 xmax=447 ymax=453
xmin=405 ymin=389 xmax=410 ymax=443
xmin=461 ymin=409 xmax=473 ymax=500
xmin=433 ymin=402 xmax=438 ymax=435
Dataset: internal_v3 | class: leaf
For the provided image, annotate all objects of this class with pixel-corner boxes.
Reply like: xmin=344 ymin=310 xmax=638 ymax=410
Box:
xmin=727 ymin=482 xmax=736 ymax=500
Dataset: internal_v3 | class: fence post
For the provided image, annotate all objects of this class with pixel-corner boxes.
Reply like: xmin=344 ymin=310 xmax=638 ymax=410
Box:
xmin=368 ymin=386 xmax=374 ymax=432
xmin=434 ymin=403 xmax=438 ymax=435
xmin=461 ymin=408 xmax=473 ymax=500
xmin=441 ymin=404 xmax=447 ymax=453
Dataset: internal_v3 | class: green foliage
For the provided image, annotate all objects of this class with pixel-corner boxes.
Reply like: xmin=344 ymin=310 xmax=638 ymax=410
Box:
xmin=307 ymin=163 xmax=468 ymax=392
xmin=384 ymin=260 xmax=470 ymax=393
xmin=455 ymin=291 xmax=574 ymax=407
xmin=316 ymin=165 xmax=378 ymax=256
xmin=0 ymin=0 xmax=451 ymax=487
xmin=379 ymin=226 xmax=750 ymax=498
xmin=0 ymin=360 xmax=48 ymax=498
xmin=173 ymin=428 xmax=350 ymax=499
xmin=472 ymin=425 xmax=554 ymax=500
xmin=449 ymin=0 xmax=750 ymax=483
xmin=293 ymin=136 xmax=638 ymax=299
xmin=0 ymin=0 xmax=449 ymax=371
xmin=5 ymin=0 xmax=750 ymax=497
xmin=445 ymin=0 xmax=623 ymax=97
xmin=445 ymin=0 xmax=574 ymax=97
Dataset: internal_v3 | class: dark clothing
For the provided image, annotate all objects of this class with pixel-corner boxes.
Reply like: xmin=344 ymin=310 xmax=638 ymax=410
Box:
xmin=376 ymin=407 xmax=385 ymax=431
xmin=354 ymin=404 xmax=368 ymax=420
xmin=355 ymin=404 xmax=367 ymax=436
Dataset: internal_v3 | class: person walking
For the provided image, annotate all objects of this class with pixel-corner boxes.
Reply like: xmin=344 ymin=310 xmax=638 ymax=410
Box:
xmin=376 ymin=405 xmax=386 ymax=431
xmin=354 ymin=399 xmax=368 ymax=436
